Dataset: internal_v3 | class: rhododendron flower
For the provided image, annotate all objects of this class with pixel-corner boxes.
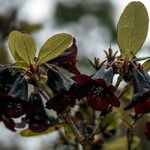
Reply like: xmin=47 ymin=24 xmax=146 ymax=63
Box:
xmin=46 ymin=67 xmax=76 ymax=114
xmin=48 ymin=38 xmax=80 ymax=75
xmin=26 ymin=93 xmax=51 ymax=132
xmin=73 ymin=66 xmax=120 ymax=111
xmin=124 ymin=68 xmax=150 ymax=114
xmin=1 ymin=76 xmax=28 ymax=118
xmin=47 ymin=67 xmax=74 ymax=94
xmin=0 ymin=113 xmax=16 ymax=131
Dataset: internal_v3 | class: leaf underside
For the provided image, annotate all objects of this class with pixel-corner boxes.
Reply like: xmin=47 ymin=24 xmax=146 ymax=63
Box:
xmin=37 ymin=33 xmax=73 ymax=65
xmin=117 ymin=2 xmax=149 ymax=60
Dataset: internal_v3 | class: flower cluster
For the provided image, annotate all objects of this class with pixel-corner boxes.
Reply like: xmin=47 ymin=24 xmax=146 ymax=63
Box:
xmin=0 ymin=1 xmax=150 ymax=149
xmin=124 ymin=67 xmax=150 ymax=114
xmin=0 ymin=28 xmax=150 ymax=148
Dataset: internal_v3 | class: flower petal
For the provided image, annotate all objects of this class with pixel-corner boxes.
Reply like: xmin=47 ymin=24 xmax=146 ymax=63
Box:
xmin=87 ymin=95 xmax=109 ymax=111
xmin=135 ymin=98 xmax=150 ymax=114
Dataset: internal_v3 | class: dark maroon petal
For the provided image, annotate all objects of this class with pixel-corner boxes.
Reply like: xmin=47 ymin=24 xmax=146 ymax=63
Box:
xmin=87 ymin=95 xmax=109 ymax=111
xmin=54 ymin=38 xmax=77 ymax=63
xmin=146 ymin=122 xmax=150 ymax=131
xmin=73 ymin=74 xmax=93 ymax=84
xmin=27 ymin=93 xmax=49 ymax=120
xmin=26 ymin=93 xmax=51 ymax=132
xmin=0 ymin=113 xmax=16 ymax=131
xmin=92 ymin=66 xmax=114 ymax=85
xmin=59 ymin=63 xmax=80 ymax=75
xmin=46 ymin=90 xmax=75 ymax=114
xmin=49 ymin=38 xmax=80 ymax=75
xmin=7 ymin=103 xmax=25 ymax=118
xmin=29 ymin=122 xmax=50 ymax=132
xmin=145 ymin=132 xmax=150 ymax=140
xmin=94 ymin=78 xmax=108 ymax=87
xmin=47 ymin=67 xmax=74 ymax=93
xmin=133 ymin=68 xmax=150 ymax=94
xmin=134 ymin=98 xmax=150 ymax=114
xmin=107 ymin=92 xmax=120 ymax=107
xmin=8 ymin=76 xmax=28 ymax=103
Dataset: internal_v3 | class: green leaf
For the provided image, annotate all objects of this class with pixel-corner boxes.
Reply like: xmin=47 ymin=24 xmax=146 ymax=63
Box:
xmin=61 ymin=122 xmax=75 ymax=138
xmin=9 ymin=31 xmax=36 ymax=64
xmin=134 ymin=56 xmax=150 ymax=61
xmin=12 ymin=61 xmax=28 ymax=69
xmin=101 ymin=109 xmax=121 ymax=130
xmin=20 ymin=125 xmax=61 ymax=137
xmin=117 ymin=2 xmax=149 ymax=60
xmin=37 ymin=33 xmax=73 ymax=65
xmin=8 ymin=30 xmax=24 ymax=61
xmin=142 ymin=59 xmax=150 ymax=71
xmin=123 ymin=84 xmax=134 ymax=100
xmin=103 ymin=136 xmax=140 ymax=150
xmin=114 ymin=108 xmax=133 ymax=125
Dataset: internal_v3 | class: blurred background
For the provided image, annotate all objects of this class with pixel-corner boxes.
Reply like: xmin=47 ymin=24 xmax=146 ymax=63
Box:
xmin=0 ymin=0 xmax=150 ymax=149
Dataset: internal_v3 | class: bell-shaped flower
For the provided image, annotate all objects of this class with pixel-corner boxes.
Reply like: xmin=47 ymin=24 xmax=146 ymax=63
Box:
xmin=73 ymin=66 xmax=120 ymax=111
xmin=48 ymin=38 xmax=80 ymax=75
xmin=0 ymin=113 xmax=16 ymax=131
xmin=26 ymin=93 xmax=51 ymax=132
xmin=0 ymin=75 xmax=28 ymax=118
xmin=0 ymin=99 xmax=16 ymax=131
xmin=124 ymin=68 xmax=150 ymax=114
xmin=47 ymin=67 xmax=74 ymax=94
xmin=46 ymin=67 xmax=76 ymax=114
xmin=46 ymin=89 xmax=76 ymax=114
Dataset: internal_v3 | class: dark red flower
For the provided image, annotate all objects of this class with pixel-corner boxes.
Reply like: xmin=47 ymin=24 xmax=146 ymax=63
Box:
xmin=124 ymin=68 xmax=150 ymax=114
xmin=46 ymin=89 xmax=76 ymax=114
xmin=49 ymin=38 xmax=80 ymax=75
xmin=73 ymin=66 xmax=120 ymax=111
xmin=47 ymin=67 xmax=74 ymax=94
xmin=0 ymin=113 xmax=16 ymax=131
xmin=145 ymin=122 xmax=150 ymax=140
xmin=46 ymin=67 xmax=76 ymax=114
xmin=0 ymin=76 xmax=28 ymax=118
xmin=26 ymin=93 xmax=51 ymax=132
xmin=0 ymin=99 xmax=16 ymax=131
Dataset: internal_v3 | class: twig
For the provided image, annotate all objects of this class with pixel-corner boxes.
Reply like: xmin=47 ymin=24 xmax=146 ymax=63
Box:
xmin=89 ymin=115 xmax=103 ymax=141
xmin=39 ymin=89 xmax=50 ymax=101
xmin=40 ymin=84 xmax=52 ymax=99
xmin=59 ymin=113 xmax=84 ymax=144
xmin=115 ymin=74 xmax=123 ymax=91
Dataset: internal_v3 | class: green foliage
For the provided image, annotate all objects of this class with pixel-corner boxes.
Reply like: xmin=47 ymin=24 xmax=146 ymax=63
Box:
xmin=102 ymin=109 xmax=121 ymax=130
xmin=37 ymin=33 xmax=73 ymax=65
xmin=8 ymin=31 xmax=24 ymax=61
xmin=8 ymin=31 xmax=73 ymax=68
xmin=117 ymin=2 xmax=149 ymax=60
xmin=123 ymin=84 xmax=134 ymax=101
xmin=103 ymin=136 xmax=140 ymax=150
xmin=142 ymin=59 xmax=150 ymax=71
xmin=62 ymin=122 xmax=75 ymax=139
xmin=8 ymin=31 xmax=36 ymax=65
xmin=12 ymin=61 xmax=28 ymax=69
xmin=20 ymin=125 xmax=61 ymax=137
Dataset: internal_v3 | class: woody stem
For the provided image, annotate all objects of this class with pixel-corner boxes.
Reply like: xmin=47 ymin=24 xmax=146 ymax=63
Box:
xmin=59 ymin=113 xmax=84 ymax=144
xmin=90 ymin=116 xmax=103 ymax=141
xmin=115 ymin=74 xmax=123 ymax=91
